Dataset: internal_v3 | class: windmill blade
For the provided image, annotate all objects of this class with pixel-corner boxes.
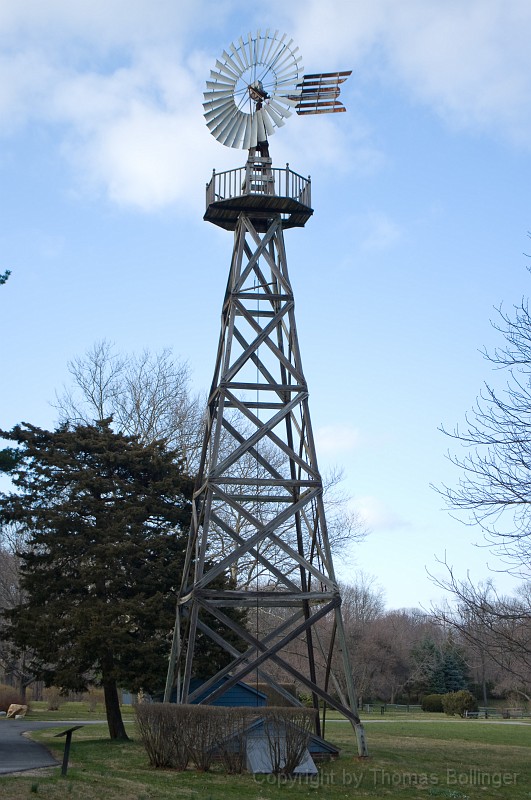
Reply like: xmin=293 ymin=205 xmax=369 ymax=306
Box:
xmin=255 ymin=109 xmax=267 ymax=143
xmin=208 ymin=107 xmax=236 ymax=136
xmin=259 ymin=33 xmax=287 ymax=81
xmin=242 ymin=115 xmax=253 ymax=150
xmin=250 ymin=113 xmax=258 ymax=148
xmin=266 ymin=34 xmax=293 ymax=76
xmin=214 ymin=60 xmax=240 ymax=81
xmin=274 ymin=63 xmax=302 ymax=84
xmin=206 ymin=102 xmax=236 ymax=128
xmin=251 ymin=32 xmax=259 ymax=75
xmin=276 ymin=95 xmax=300 ymax=108
xmin=221 ymin=50 xmax=242 ymax=74
xmin=205 ymin=79 xmax=235 ymax=92
xmin=257 ymin=28 xmax=271 ymax=64
xmin=274 ymin=48 xmax=301 ymax=77
xmin=210 ymin=106 xmax=240 ymax=141
xmin=218 ymin=111 xmax=245 ymax=147
xmin=238 ymin=36 xmax=250 ymax=68
xmin=205 ymin=104 xmax=236 ymax=130
xmin=229 ymin=41 xmax=246 ymax=73
xmin=229 ymin=113 xmax=248 ymax=148
xmin=213 ymin=118 xmax=239 ymax=144
xmin=267 ymin=98 xmax=292 ymax=118
xmin=204 ymin=88 xmax=237 ymax=103
xmin=263 ymin=29 xmax=280 ymax=63
xmin=203 ymin=98 xmax=235 ymax=116
xmin=263 ymin=102 xmax=285 ymax=127
xmin=259 ymin=107 xmax=275 ymax=137
xmin=204 ymin=103 xmax=236 ymax=125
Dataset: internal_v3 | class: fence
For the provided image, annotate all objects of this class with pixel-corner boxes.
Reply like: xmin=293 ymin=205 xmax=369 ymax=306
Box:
xmin=206 ymin=163 xmax=311 ymax=208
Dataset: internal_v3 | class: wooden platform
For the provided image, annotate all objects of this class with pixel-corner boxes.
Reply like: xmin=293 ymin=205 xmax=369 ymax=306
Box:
xmin=204 ymin=162 xmax=313 ymax=231
xmin=205 ymin=193 xmax=313 ymax=231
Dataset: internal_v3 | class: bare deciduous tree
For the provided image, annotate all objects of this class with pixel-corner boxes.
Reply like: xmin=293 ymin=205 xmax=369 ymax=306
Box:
xmin=438 ymin=301 xmax=531 ymax=577
xmin=54 ymin=341 xmax=366 ymax=586
xmin=55 ymin=340 xmax=204 ymax=472
xmin=434 ymin=294 xmax=531 ymax=700
xmin=429 ymin=561 xmax=531 ymax=701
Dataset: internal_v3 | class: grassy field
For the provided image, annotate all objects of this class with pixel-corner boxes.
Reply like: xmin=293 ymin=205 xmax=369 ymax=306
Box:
xmin=1 ymin=705 xmax=530 ymax=800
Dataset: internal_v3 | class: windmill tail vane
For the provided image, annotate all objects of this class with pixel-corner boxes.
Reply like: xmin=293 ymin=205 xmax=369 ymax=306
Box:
xmin=293 ymin=71 xmax=353 ymax=115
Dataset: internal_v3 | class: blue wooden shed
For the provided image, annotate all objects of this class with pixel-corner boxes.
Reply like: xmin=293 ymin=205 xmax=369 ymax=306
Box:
xmin=188 ymin=677 xmax=267 ymax=707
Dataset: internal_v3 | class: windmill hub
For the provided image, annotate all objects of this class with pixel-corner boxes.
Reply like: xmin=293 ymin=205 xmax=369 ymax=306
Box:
xmin=248 ymin=80 xmax=267 ymax=104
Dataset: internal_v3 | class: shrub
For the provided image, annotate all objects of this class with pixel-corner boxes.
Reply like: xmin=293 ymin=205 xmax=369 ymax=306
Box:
xmin=0 ymin=684 xmax=24 ymax=713
xmin=43 ymin=686 xmax=64 ymax=711
xmin=134 ymin=704 xmax=315 ymax=774
xmin=421 ymin=694 xmax=445 ymax=713
xmin=135 ymin=703 xmax=191 ymax=769
xmin=84 ymin=688 xmax=104 ymax=713
xmin=215 ymin=707 xmax=257 ymax=774
xmin=185 ymin=705 xmax=223 ymax=771
xmin=442 ymin=690 xmax=478 ymax=718
xmin=262 ymin=707 xmax=316 ymax=775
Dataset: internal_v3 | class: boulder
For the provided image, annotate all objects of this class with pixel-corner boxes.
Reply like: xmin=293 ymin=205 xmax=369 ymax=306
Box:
xmin=6 ymin=703 xmax=28 ymax=718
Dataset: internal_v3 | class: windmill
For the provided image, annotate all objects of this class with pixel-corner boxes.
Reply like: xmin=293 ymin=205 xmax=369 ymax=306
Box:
xmin=165 ymin=30 xmax=368 ymax=758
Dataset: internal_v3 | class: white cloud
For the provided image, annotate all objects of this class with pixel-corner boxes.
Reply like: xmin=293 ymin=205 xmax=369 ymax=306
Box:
xmin=1 ymin=1 xmax=530 ymax=211
xmin=0 ymin=1 xmax=240 ymax=211
xmin=49 ymin=57 xmax=211 ymax=210
xmin=315 ymin=424 xmax=361 ymax=456
xmin=286 ymin=0 xmax=531 ymax=144
xmin=0 ymin=0 xmax=205 ymax=49
xmin=354 ymin=495 xmax=407 ymax=531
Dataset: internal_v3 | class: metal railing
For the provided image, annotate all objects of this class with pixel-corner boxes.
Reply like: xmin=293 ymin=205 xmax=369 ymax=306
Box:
xmin=206 ymin=162 xmax=311 ymax=209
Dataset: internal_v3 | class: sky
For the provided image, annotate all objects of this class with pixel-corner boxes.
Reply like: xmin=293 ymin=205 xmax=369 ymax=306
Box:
xmin=1 ymin=0 xmax=531 ymax=611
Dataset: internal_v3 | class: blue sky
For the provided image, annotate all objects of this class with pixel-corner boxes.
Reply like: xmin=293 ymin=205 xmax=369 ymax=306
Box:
xmin=1 ymin=0 xmax=530 ymax=610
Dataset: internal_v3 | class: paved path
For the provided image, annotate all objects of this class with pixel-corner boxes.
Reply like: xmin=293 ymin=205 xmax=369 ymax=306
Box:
xmin=0 ymin=719 xmax=102 ymax=775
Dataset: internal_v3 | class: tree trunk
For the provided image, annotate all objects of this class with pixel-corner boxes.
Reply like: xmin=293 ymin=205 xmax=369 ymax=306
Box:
xmin=102 ymin=662 xmax=128 ymax=740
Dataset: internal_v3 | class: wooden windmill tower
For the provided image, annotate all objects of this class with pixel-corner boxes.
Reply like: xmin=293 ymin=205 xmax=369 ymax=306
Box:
xmin=165 ymin=30 xmax=368 ymax=758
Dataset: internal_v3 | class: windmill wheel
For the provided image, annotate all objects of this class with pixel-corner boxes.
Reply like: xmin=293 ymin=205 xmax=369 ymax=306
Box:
xmin=203 ymin=30 xmax=303 ymax=150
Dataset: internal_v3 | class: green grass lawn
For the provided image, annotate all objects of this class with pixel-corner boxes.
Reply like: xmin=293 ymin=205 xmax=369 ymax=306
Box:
xmin=1 ymin=709 xmax=529 ymax=800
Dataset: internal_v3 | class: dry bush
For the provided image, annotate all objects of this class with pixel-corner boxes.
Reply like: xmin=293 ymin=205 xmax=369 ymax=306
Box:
xmin=185 ymin=706 xmax=223 ymax=771
xmin=135 ymin=704 xmax=264 ymax=773
xmin=0 ymin=684 xmax=24 ymax=713
xmin=43 ymin=686 xmax=64 ymax=711
xmin=135 ymin=704 xmax=315 ymax=775
xmin=262 ymin=707 xmax=316 ymax=775
xmin=215 ymin=707 xmax=263 ymax=773
xmin=84 ymin=688 xmax=104 ymax=712
xmin=135 ymin=703 xmax=191 ymax=769
xmin=169 ymin=706 xmax=193 ymax=770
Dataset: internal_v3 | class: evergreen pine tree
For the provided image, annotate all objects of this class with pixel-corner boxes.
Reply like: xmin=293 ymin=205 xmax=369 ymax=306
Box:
xmin=0 ymin=420 xmax=193 ymax=739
